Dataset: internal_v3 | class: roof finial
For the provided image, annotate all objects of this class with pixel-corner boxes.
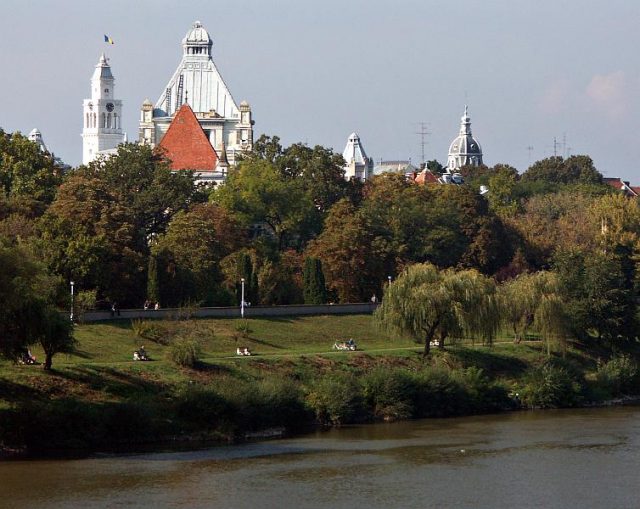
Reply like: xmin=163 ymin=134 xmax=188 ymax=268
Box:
xmin=464 ymin=104 xmax=468 ymax=117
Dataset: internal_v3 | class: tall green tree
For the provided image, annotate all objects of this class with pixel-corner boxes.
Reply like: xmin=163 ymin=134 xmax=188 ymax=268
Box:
xmin=375 ymin=263 xmax=500 ymax=356
xmin=303 ymin=257 xmax=327 ymax=304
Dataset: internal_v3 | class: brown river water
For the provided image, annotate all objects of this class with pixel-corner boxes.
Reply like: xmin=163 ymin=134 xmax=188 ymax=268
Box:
xmin=1 ymin=406 xmax=639 ymax=508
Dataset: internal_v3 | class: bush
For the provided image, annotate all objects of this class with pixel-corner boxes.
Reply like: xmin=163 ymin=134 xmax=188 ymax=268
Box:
xmin=174 ymin=386 xmax=234 ymax=432
xmin=413 ymin=367 xmax=466 ymax=417
xmin=306 ymin=373 xmax=364 ymax=425
xmin=519 ymin=361 xmax=584 ymax=408
xmin=167 ymin=337 xmax=202 ymax=367
xmin=131 ymin=319 xmax=164 ymax=344
xmin=361 ymin=368 xmax=417 ymax=420
xmin=453 ymin=367 xmax=511 ymax=413
xmin=595 ymin=355 xmax=639 ymax=397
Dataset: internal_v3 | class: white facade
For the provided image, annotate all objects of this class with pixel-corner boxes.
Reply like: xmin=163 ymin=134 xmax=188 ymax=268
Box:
xmin=81 ymin=54 xmax=125 ymax=165
xmin=447 ymin=106 xmax=483 ymax=171
xmin=139 ymin=21 xmax=253 ymax=167
xmin=342 ymin=132 xmax=373 ymax=181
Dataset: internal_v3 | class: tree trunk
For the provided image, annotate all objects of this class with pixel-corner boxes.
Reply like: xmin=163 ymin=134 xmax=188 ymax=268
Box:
xmin=422 ymin=320 xmax=440 ymax=358
xmin=44 ymin=352 xmax=53 ymax=370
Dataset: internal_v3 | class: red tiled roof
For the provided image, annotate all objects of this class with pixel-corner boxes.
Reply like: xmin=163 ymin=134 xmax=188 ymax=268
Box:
xmin=414 ymin=169 xmax=439 ymax=185
xmin=158 ymin=104 xmax=218 ymax=171
xmin=604 ymin=177 xmax=638 ymax=197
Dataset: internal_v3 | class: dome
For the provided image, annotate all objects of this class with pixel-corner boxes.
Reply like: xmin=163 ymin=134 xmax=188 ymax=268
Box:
xmin=448 ymin=134 xmax=482 ymax=156
xmin=447 ymin=106 xmax=483 ymax=170
xmin=183 ymin=21 xmax=211 ymax=45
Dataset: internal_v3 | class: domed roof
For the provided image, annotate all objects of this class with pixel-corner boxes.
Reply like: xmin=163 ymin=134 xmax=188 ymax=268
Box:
xmin=183 ymin=21 xmax=211 ymax=45
xmin=448 ymin=135 xmax=482 ymax=156
xmin=447 ymin=106 xmax=483 ymax=170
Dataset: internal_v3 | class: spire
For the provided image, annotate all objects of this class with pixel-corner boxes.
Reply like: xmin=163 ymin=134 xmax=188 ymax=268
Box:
xmin=459 ymin=105 xmax=472 ymax=136
xmin=219 ymin=140 xmax=228 ymax=165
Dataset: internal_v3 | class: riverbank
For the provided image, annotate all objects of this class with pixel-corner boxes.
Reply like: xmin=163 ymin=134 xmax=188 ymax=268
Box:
xmin=1 ymin=314 xmax=638 ymax=458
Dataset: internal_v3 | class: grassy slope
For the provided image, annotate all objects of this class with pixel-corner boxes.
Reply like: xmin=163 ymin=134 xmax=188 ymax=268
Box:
xmin=0 ymin=314 xmax=582 ymax=411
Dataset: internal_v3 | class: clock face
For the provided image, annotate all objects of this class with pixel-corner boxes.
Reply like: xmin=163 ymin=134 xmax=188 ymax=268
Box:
xmin=106 ymin=102 xmax=115 ymax=112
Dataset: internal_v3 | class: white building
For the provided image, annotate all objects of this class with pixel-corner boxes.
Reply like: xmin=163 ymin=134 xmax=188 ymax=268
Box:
xmin=139 ymin=21 xmax=253 ymax=167
xmin=447 ymin=106 xmax=483 ymax=171
xmin=28 ymin=128 xmax=48 ymax=153
xmin=81 ymin=54 xmax=125 ymax=165
xmin=342 ymin=132 xmax=373 ymax=181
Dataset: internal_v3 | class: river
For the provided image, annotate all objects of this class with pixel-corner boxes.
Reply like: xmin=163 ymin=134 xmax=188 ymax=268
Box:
xmin=1 ymin=406 xmax=639 ymax=508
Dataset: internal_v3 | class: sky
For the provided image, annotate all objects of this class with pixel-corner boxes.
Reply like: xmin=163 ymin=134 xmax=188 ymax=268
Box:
xmin=1 ymin=0 xmax=639 ymax=180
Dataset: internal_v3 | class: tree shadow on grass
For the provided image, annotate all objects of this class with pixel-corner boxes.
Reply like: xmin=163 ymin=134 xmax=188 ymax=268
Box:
xmin=446 ymin=347 xmax=529 ymax=377
xmin=56 ymin=366 xmax=165 ymax=398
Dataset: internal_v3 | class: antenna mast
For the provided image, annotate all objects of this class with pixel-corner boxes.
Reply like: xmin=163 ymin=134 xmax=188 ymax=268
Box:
xmin=415 ymin=122 xmax=430 ymax=165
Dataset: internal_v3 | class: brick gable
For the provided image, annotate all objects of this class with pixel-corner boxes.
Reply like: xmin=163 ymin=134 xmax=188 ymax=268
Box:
xmin=157 ymin=104 xmax=218 ymax=171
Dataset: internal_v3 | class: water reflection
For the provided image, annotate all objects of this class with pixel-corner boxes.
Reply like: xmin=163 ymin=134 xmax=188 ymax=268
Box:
xmin=1 ymin=406 xmax=639 ymax=509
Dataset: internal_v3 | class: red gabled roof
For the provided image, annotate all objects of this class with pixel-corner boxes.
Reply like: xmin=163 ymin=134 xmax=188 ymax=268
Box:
xmin=158 ymin=103 xmax=218 ymax=171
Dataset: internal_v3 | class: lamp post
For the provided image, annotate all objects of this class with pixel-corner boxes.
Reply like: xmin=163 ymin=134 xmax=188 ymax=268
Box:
xmin=387 ymin=275 xmax=392 ymax=286
xmin=70 ymin=281 xmax=75 ymax=323
xmin=240 ymin=277 xmax=245 ymax=318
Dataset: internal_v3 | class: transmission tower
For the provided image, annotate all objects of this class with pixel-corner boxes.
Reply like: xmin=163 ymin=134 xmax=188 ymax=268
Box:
xmin=526 ymin=145 xmax=534 ymax=163
xmin=415 ymin=122 xmax=431 ymax=166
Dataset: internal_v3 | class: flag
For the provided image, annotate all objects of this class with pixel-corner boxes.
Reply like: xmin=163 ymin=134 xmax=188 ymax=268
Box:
xmin=104 ymin=35 xmax=114 ymax=45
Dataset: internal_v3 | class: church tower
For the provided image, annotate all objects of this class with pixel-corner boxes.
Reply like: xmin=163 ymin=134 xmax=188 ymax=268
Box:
xmin=82 ymin=54 xmax=124 ymax=164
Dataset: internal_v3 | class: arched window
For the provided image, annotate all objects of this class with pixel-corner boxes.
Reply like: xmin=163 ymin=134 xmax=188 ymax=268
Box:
xmin=107 ymin=113 xmax=111 ymax=128
xmin=113 ymin=113 xmax=118 ymax=129
xmin=93 ymin=113 xmax=96 ymax=127
xmin=86 ymin=113 xmax=89 ymax=127
xmin=101 ymin=113 xmax=106 ymax=128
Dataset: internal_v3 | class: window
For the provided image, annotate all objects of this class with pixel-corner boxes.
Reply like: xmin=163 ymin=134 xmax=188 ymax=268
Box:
xmin=101 ymin=113 xmax=106 ymax=128
xmin=113 ymin=113 xmax=118 ymax=129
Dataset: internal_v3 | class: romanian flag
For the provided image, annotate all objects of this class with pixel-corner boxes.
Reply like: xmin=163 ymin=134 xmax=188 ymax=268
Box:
xmin=104 ymin=34 xmax=115 ymax=45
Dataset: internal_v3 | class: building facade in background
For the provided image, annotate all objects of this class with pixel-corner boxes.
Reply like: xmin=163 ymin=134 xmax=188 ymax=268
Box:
xmin=81 ymin=54 xmax=125 ymax=165
xmin=139 ymin=21 xmax=253 ymax=174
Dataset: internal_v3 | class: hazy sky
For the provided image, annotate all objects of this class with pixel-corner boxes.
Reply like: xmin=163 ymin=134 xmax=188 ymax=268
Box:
xmin=1 ymin=0 xmax=639 ymax=180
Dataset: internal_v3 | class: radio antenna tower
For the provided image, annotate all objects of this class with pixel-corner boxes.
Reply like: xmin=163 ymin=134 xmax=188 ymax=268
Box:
xmin=526 ymin=145 xmax=534 ymax=163
xmin=416 ymin=122 xmax=431 ymax=165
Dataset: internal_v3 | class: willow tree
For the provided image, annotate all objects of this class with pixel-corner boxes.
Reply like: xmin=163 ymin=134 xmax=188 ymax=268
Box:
xmin=499 ymin=271 xmax=569 ymax=355
xmin=374 ymin=263 xmax=500 ymax=356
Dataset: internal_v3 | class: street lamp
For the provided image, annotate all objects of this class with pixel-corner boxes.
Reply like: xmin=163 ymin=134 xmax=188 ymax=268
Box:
xmin=70 ymin=281 xmax=75 ymax=323
xmin=240 ymin=277 xmax=245 ymax=318
xmin=387 ymin=275 xmax=392 ymax=286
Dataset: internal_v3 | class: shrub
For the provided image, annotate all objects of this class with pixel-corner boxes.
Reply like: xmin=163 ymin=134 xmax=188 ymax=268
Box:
xmin=519 ymin=361 xmax=584 ymax=408
xmin=413 ymin=367 xmax=466 ymax=417
xmin=453 ymin=367 xmax=511 ymax=413
xmin=306 ymin=373 xmax=364 ymax=425
xmin=167 ymin=337 xmax=202 ymax=367
xmin=174 ymin=386 xmax=234 ymax=431
xmin=595 ymin=355 xmax=639 ymax=397
xmin=361 ymin=367 xmax=417 ymax=420
xmin=131 ymin=319 xmax=164 ymax=344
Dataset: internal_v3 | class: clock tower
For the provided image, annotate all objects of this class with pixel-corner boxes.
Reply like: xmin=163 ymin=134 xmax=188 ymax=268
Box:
xmin=82 ymin=54 xmax=124 ymax=164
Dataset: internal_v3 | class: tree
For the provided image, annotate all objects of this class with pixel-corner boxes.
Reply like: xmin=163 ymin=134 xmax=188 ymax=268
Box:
xmin=303 ymin=257 xmax=327 ymax=304
xmin=213 ymin=159 xmax=320 ymax=249
xmin=32 ymin=302 xmax=75 ymax=370
xmin=374 ymin=263 xmax=500 ymax=356
xmin=554 ymin=248 xmax=637 ymax=348
xmin=151 ymin=205 xmax=237 ymax=307
xmin=521 ymin=155 xmax=603 ymax=186
xmin=0 ymin=239 xmax=65 ymax=361
xmin=498 ymin=271 xmax=564 ymax=346
xmin=307 ymin=199 xmax=379 ymax=302
xmin=0 ymin=128 xmax=62 ymax=204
